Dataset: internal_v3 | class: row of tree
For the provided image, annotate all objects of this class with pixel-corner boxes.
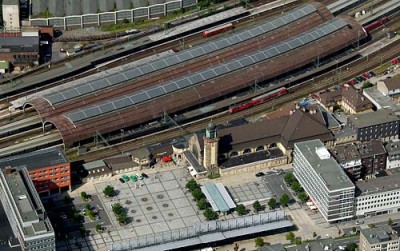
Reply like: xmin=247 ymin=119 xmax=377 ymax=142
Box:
xmin=284 ymin=173 xmax=307 ymax=202
xmin=111 ymin=203 xmax=128 ymax=224
xmin=186 ymin=179 xmax=218 ymax=221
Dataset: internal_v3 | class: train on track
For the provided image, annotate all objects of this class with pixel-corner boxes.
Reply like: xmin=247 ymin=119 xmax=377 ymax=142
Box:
xmin=229 ymin=87 xmax=288 ymax=113
xmin=364 ymin=17 xmax=389 ymax=32
xmin=202 ymin=23 xmax=233 ymax=38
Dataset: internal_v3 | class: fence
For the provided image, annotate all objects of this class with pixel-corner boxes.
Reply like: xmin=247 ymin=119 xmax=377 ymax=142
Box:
xmin=30 ymin=0 xmax=197 ymax=30
xmin=109 ymin=211 xmax=291 ymax=250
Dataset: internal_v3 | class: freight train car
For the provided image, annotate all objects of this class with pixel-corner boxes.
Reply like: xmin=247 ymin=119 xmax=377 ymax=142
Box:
xmin=202 ymin=23 xmax=233 ymax=38
xmin=229 ymin=87 xmax=288 ymax=113
xmin=364 ymin=17 xmax=389 ymax=32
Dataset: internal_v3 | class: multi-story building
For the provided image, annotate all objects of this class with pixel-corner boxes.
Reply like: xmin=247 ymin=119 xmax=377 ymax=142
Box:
xmin=293 ymin=139 xmax=355 ymax=222
xmin=0 ymin=147 xmax=71 ymax=195
xmin=341 ymin=86 xmax=372 ymax=114
xmin=385 ymin=141 xmax=400 ymax=169
xmin=0 ymin=33 xmax=40 ymax=67
xmin=355 ymin=173 xmax=400 ymax=217
xmin=347 ymin=109 xmax=400 ymax=142
xmin=0 ymin=166 xmax=55 ymax=251
xmin=377 ymin=78 xmax=400 ymax=98
xmin=2 ymin=0 xmax=20 ymax=31
xmin=359 ymin=226 xmax=399 ymax=251
xmin=357 ymin=140 xmax=387 ymax=178
xmin=331 ymin=143 xmax=362 ymax=180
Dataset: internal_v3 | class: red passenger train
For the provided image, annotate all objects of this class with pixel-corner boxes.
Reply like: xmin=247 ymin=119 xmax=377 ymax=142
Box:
xmin=229 ymin=87 xmax=288 ymax=113
xmin=364 ymin=17 xmax=389 ymax=32
xmin=202 ymin=23 xmax=233 ymax=38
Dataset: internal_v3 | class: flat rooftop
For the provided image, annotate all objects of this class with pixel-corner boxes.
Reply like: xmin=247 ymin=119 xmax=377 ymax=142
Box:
xmin=348 ymin=109 xmax=399 ymax=128
xmin=361 ymin=226 xmax=398 ymax=244
xmin=356 ymin=172 xmax=400 ymax=196
xmin=0 ymin=167 xmax=53 ymax=238
xmin=363 ymin=87 xmax=400 ymax=112
xmin=0 ymin=147 xmax=68 ymax=171
xmin=220 ymin=148 xmax=284 ymax=169
xmin=295 ymin=139 xmax=354 ymax=191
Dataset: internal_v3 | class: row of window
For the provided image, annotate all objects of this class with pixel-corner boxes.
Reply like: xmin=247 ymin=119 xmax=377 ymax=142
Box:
xmin=357 ymin=192 xmax=400 ymax=201
xmin=357 ymin=201 xmax=399 ymax=210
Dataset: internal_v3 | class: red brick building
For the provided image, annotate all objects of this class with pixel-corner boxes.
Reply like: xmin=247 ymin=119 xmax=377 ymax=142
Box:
xmin=0 ymin=147 xmax=70 ymax=194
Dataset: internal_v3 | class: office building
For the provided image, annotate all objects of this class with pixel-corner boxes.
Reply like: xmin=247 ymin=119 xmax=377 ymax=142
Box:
xmin=0 ymin=166 xmax=55 ymax=250
xmin=293 ymin=139 xmax=355 ymax=222
xmin=0 ymin=147 xmax=71 ymax=195
xmin=347 ymin=109 xmax=400 ymax=142
xmin=355 ymin=173 xmax=400 ymax=217
xmin=359 ymin=226 xmax=399 ymax=251
xmin=385 ymin=141 xmax=400 ymax=169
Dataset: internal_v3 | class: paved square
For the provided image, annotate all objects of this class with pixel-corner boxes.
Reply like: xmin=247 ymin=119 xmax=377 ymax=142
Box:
xmin=93 ymin=168 xmax=203 ymax=244
xmin=227 ymin=181 xmax=272 ymax=204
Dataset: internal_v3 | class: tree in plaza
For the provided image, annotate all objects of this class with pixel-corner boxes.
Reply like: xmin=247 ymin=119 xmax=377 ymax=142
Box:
xmin=235 ymin=204 xmax=246 ymax=216
xmin=80 ymin=192 xmax=88 ymax=201
xmin=79 ymin=226 xmax=86 ymax=237
xmin=297 ymin=192 xmax=308 ymax=202
xmin=203 ymin=208 xmax=218 ymax=221
xmin=103 ymin=185 xmax=115 ymax=197
xmin=313 ymin=232 xmax=317 ymax=238
xmin=268 ymin=197 xmax=277 ymax=209
xmin=388 ymin=218 xmax=393 ymax=226
xmin=255 ymin=237 xmax=265 ymax=247
xmin=87 ymin=210 xmax=95 ymax=221
xmin=280 ymin=194 xmax=290 ymax=207
xmin=186 ymin=179 xmax=199 ymax=191
xmin=95 ymin=224 xmax=103 ymax=233
xmin=112 ymin=203 xmax=124 ymax=215
xmin=85 ymin=203 xmax=91 ymax=211
xmin=192 ymin=188 xmax=205 ymax=201
xmin=253 ymin=200 xmax=262 ymax=212
xmin=346 ymin=243 xmax=357 ymax=251
xmin=291 ymin=182 xmax=303 ymax=193
xmin=286 ymin=231 xmax=295 ymax=242
xmin=197 ymin=198 xmax=208 ymax=210
xmin=352 ymin=226 xmax=357 ymax=233
xmin=294 ymin=237 xmax=302 ymax=245
xmin=284 ymin=173 xmax=296 ymax=186
xmin=117 ymin=213 xmax=128 ymax=224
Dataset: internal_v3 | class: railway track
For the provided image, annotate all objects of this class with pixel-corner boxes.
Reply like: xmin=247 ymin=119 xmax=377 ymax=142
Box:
xmin=67 ymin=37 xmax=400 ymax=162
xmin=0 ymin=1 xmax=300 ymax=104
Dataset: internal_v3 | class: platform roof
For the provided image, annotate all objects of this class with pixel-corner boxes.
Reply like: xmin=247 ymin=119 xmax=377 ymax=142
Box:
xmin=201 ymin=182 xmax=236 ymax=212
xmin=64 ymin=18 xmax=348 ymax=123
xmin=42 ymin=4 xmax=318 ymax=107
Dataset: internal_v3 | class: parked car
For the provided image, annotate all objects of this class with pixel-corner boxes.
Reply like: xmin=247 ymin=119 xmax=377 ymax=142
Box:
xmin=255 ymin=172 xmax=265 ymax=177
xmin=119 ymin=178 xmax=126 ymax=183
xmin=141 ymin=173 xmax=149 ymax=179
xmin=356 ymin=220 xmax=364 ymax=225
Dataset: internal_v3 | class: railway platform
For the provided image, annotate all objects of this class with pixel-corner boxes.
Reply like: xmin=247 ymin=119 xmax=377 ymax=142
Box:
xmin=0 ymin=115 xmax=42 ymax=137
xmin=0 ymin=133 xmax=62 ymax=158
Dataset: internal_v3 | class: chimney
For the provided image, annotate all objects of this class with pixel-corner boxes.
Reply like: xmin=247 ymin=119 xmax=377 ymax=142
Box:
xmin=4 ymin=166 xmax=15 ymax=174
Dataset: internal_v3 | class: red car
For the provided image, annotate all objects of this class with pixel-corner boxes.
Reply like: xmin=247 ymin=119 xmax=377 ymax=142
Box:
xmin=348 ymin=79 xmax=355 ymax=86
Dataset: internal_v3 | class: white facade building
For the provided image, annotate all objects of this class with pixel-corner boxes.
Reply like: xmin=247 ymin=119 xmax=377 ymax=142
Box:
xmin=2 ymin=0 xmax=20 ymax=31
xmin=359 ymin=226 xmax=399 ymax=251
xmin=355 ymin=174 xmax=400 ymax=217
xmin=293 ymin=139 xmax=355 ymax=222
xmin=0 ymin=166 xmax=55 ymax=251
xmin=385 ymin=141 xmax=400 ymax=169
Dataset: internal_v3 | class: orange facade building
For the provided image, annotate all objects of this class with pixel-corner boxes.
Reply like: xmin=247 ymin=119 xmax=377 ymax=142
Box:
xmin=0 ymin=147 xmax=70 ymax=194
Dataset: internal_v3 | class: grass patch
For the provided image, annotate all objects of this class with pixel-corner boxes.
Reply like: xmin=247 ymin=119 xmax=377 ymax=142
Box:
xmin=374 ymin=62 xmax=392 ymax=75
xmin=335 ymin=233 xmax=360 ymax=240
xmin=100 ymin=8 xmax=197 ymax=33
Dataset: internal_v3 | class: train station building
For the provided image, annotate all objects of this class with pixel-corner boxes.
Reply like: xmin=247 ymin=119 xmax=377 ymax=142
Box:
xmin=187 ymin=107 xmax=335 ymax=177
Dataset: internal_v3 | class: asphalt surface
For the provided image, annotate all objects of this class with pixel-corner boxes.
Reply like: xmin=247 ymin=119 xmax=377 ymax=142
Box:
xmin=259 ymin=172 xmax=294 ymax=202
